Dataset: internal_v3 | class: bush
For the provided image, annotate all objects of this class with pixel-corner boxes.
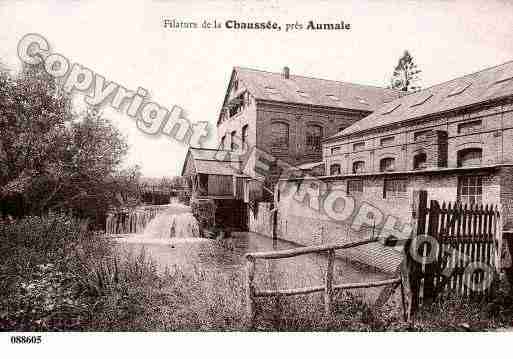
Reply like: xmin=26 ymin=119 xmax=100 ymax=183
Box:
xmin=190 ymin=199 xmax=216 ymax=233
xmin=0 ymin=214 xmax=99 ymax=330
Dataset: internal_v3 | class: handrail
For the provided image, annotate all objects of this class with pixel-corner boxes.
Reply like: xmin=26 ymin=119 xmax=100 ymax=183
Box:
xmin=245 ymin=238 xmax=380 ymax=260
xmin=244 ymin=238 xmax=405 ymax=329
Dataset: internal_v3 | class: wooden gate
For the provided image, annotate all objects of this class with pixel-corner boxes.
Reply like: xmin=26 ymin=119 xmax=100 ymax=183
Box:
xmin=407 ymin=191 xmax=501 ymax=312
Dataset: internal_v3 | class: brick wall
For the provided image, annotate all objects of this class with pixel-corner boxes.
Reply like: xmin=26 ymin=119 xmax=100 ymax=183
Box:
xmin=325 ymin=100 xmax=513 ymax=175
xmin=256 ymin=102 xmax=367 ymax=166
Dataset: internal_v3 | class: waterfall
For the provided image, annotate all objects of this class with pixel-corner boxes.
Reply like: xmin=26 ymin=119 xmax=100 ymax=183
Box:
xmin=105 ymin=206 xmax=165 ymax=234
xmin=106 ymin=203 xmax=200 ymax=240
xmin=143 ymin=211 xmax=200 ymax=238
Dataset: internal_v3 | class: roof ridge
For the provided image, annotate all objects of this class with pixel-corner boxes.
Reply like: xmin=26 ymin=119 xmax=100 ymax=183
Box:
xmin=234 ymin=66 xmax=400 ymax=92
xmin=392 ymin=59 xmax=513 ymax=100
xmin=333 ymin=59 xmax=513 ymax=139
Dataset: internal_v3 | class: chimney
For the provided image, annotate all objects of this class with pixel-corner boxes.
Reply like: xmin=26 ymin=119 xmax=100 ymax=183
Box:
xmin=283 ymin=66 xmax=290 ymax=79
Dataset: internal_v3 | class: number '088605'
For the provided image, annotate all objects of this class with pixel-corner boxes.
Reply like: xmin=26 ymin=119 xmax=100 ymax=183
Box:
xmin=10 ymin=336 xmax=42 ymax=344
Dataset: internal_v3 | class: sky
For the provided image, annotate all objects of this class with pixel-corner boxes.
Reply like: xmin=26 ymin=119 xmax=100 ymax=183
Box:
xmin=1 ymin=0 xmax=513 ymax=177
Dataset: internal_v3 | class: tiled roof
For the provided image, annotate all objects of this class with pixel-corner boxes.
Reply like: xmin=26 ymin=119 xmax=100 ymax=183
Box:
xmin=331 ymin=60 xmax=513 ymax=139
xmin=194 ymin=160 xmax=238 ymax=176
xmin=188 ymin=148 xmax=240 ymax=176
xmin=189 ymin=148 xmax=239 ymax=162
xmin=235 ymin=67 xmax=401 ymax=112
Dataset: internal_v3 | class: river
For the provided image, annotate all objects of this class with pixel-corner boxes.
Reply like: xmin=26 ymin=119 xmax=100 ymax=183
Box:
xmin=116 ymin=231 xmax=393 ymax=303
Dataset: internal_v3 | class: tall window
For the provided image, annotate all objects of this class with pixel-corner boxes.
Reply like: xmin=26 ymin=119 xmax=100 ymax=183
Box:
xmin=457 ymin=176 xmax=483 ymax=204
xmin=457 ymin=148 xmax=482 ymax=167
xmin=413 ymin=152 xmax=427 ymax=170
xmin=384 ymin=178 xmax=407 ymax=199
xmin=352 ymin=161 xmax=365 ymax=174
xmin=220 ymin=135 xmax=226 ymax=150
xmin=230 ymin=131 xmax=237 ymax=151
xmin=242 ymin=125 xmax=248 ymax=149
xmin=306 ymin=125 xmax=322 ymax=152
xmin=347 ymin=179 xmax=364 ymax=195
xmin=229 ymin=93 xmax=244 ymax=117
xmin=271 ymin=121 xmax=289 ymax=152
xmin=330 ymin=163 xmax=341 ymax=175
xmin=380 ymin=157 xmax=395 ymax=172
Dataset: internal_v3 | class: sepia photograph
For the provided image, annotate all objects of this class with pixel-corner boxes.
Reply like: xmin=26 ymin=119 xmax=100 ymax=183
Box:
xmin=1 ymin=0 xmax=513 ymax=355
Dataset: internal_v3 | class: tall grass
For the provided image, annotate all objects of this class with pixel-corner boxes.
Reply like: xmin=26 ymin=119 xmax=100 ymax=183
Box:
xmin=2 ymin=214 xmax=511 ymax=331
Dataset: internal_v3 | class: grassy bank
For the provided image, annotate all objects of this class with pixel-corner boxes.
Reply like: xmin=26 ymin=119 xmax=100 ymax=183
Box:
xmin=1 ymin=215 xmax=512 ymax=331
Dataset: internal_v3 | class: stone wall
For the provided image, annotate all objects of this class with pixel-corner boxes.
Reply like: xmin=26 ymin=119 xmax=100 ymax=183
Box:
xmin=247 ymin=168 xmax=510 ymax=273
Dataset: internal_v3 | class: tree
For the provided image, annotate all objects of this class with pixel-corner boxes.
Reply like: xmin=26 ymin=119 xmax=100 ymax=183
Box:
xmin=390 ymin=50 xmax=421 ymax=92
xmin=0 ymin=62 xmax=139 ymax=226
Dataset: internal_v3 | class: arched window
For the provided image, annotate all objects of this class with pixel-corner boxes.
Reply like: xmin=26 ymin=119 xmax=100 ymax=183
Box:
xmin=380 ymin=157 xmax=395 ymax=172
xmin=220 ymin=135 xmax=226 ymax=150
xmin=352 ymin=161 xmax=365 ymax=174
xmin=271 ymin=121 xmax=289 ymax=151
xmin=230 ymin=131 xmax=237 ymax=151
xmin=242 ymin=125 xmax=249 ymax=148
xmin=306 ymin=125 xmax=323 ymax=152
xmin=330 ymin=163 xmax=341 ymax=175
xmin=457 ymin=148 xmax=482 ymax=167
xmin=413 ymin=152 xmax=427 ymax=170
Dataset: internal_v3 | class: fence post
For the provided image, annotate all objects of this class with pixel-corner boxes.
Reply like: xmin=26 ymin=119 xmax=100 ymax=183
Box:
xmin=423 ymin=199 xmax=440 ymax=304
xmin=324 ymin=249 xmax=335 ymax=316
xmin=246 ymin=255 xmax=256 ymax=329
xmin=272 ymin=207 xmax=278 ymax=242
xmin=405 ymin=190 xmax=428 ymax=318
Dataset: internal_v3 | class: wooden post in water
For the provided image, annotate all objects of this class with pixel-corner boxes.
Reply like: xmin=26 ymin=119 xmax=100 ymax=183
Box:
xmin=324 ymin=249 xmax=335 ymax=316
xmin=246 ymin=255 xmax=256 ymax=329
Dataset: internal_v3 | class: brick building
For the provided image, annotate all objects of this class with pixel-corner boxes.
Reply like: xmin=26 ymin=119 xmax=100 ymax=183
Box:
xmin=321 ymin=60 xmax=513 ymax=230
xmin=216 ymin=66 xmax=399 ymax=178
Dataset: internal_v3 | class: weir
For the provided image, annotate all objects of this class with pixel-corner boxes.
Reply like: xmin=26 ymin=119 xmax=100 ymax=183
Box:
xmin=106 ymin=202 xmax=200 ymax=239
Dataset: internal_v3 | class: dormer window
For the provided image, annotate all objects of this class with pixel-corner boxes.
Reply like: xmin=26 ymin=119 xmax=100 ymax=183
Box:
xmin=448 ymin=82 xmax=472 ymax=97
xmin=495 ymin=72 xmax=513 ymax=84
xmin=410 ymin=93 xmax=433 ymax=107
xmin=381 ymin=103 xmax=401 ymax=115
